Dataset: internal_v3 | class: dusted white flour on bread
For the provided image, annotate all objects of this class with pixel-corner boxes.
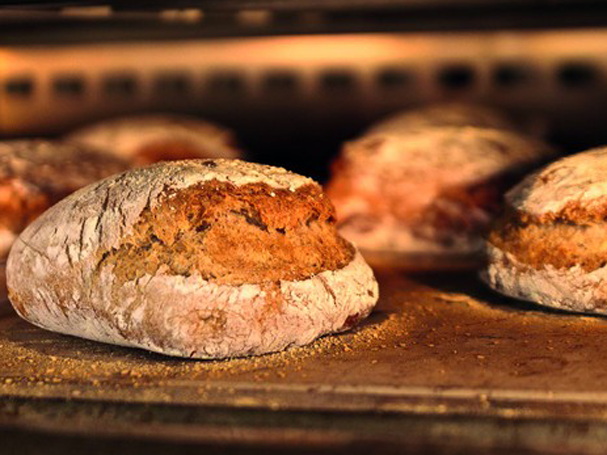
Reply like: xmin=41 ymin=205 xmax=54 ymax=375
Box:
xmin=154 ymin=158 xmax=316 ymax=192
xmin=0 ymin=139 xmax=129 ymax=262
xmin=66 ymin=114 xmax=240 ymax=160
xmin=343 ymin=127 xmax=554 ymax=193
xmin=10 ymin=249 xmax=376 ymax=359
xmin=8 ymin=159 xmax=316 ymax=273
xmin=7 ymin=159 xmax=378 ymax=359
xmin=482 ymin=244 xmax=607 ymax=315
xmin=508 ymin=147 xmax=607 ymax=216
xmin=366 ymin=103 xmax=517 ymax=136
xmin=329 ymin=127 xmax=555 ymax=261
xmin=338 ymin=213 xmax=485 ymax=255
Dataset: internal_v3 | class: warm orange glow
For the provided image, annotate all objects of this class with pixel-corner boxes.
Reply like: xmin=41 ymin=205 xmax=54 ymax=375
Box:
xmin=2 ymin=29 xmax=607 ymax=134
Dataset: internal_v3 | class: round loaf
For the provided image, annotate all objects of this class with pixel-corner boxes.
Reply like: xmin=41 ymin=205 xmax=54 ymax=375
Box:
xmin=66 ymin=114 xmax=241 ymax=165
xmin=483 ymin=147 xmax=607 ymax=314
xmin=0 ymin=140 xmax=129 ymax=261
xmin=327 ymin=127 xmax=556 ymax=269
xmin=366 ymin=103 xmax=520 ymax=136
xmin=7 ymin=159 xmax=378 ymax=359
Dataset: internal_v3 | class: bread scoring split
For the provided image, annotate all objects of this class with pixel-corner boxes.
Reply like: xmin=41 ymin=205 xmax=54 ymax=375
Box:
xmin=97 ymin=179 xmax=354 ymax=285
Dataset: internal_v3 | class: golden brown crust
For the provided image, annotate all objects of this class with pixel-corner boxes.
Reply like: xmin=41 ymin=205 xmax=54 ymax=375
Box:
xmin=405 ymin=175 xmax=509 ymax=242
xmin=488 ymin=208 xmax=607 ymax=273
xmin=0 ymin=179 xmax=49 ymax=235
xmin=96 ymin=181 xmax=354 ymax=286
xmin=517 ymin=201 xmax=607 ymax=225
xmin=332 ymin=165 xmax=521 ymax=249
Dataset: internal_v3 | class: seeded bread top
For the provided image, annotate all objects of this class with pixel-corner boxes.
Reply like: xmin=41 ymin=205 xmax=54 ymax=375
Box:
xmin=66 ymin=114 xmax=240 ymax=161
xmin=507 ymin=147 xmax=607 ymax=221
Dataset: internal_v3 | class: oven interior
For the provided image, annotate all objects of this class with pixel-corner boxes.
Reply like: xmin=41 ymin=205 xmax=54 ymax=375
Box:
xmin=4 ymin=2 xmax=607 ymax=454
xmin=3 ymin=1 xmax=607 ymax=181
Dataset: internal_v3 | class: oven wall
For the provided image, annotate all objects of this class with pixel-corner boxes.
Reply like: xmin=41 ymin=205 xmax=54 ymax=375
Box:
xmin=2 ymin=29 xmax=606 ymax=179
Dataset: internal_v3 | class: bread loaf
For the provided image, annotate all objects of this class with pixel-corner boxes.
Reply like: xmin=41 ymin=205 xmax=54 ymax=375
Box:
xmin=7 ymin=159 xmax=378 ymax=358
xmin=66 ymin=114 xmax=242 ymax=165
xmin=366 ymin=103 xmax=543 ymax=137
xmin=483 ymin=147 xmax=607 ymax=314
xmin=327 ymin=127 xmax=556 ymax=269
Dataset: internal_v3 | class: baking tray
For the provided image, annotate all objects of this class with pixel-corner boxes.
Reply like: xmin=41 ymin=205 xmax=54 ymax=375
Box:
xmin=3 ymin=271 xmax=607 ymax=454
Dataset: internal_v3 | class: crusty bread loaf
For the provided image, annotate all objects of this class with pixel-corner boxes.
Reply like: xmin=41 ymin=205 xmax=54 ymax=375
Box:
xmin=0 ymin=140 xmax=130 ymax=261
xmin=7 ymin=159 xmax=378 ymax=358
xmin=327 ymin=127 xmax=556 ymax=269
xmin=483 ymin=147 xmax=607 ymax=314
xmin=366 ymin=103 xmax=544 ymax=137
xmin=66 ymin=114 xmax=242 ymax=165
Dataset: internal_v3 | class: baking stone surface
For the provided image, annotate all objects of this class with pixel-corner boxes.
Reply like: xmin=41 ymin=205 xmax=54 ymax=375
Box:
xmin=2 ymin=272 xmax=607 ymax=419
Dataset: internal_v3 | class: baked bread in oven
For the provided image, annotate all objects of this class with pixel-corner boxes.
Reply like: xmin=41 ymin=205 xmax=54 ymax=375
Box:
xmin=367 ymin=103 xmax=541 ymax=137
xmin=66 ymin=114 xmax=242 ymax=165
xmin=327 ymin=127 xmax=556 ymax=269
xmin=7 ymin=159 xmax=378 ymax=359
xmin=0 ymin=140 xmax=129 ymax=296
xmin=483 ymin=147 xmax=607 ymax=314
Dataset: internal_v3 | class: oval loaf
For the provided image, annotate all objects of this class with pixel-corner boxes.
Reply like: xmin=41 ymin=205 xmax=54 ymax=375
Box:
xmin=484 ymin=147 xmax=607 ymax=314
xmin=7 ymin=159 xmax=378 ymax=359
xmin=66 ymin=114 xmax=242 ymax=165
xmin=327 ymin=126 xmax=556 ymax=269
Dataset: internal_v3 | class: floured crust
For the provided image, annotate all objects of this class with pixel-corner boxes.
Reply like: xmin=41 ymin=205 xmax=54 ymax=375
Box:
xmin=0 ymin=140 xmax=129 ymax=258
xmin=7 ymin=159 xmax=378 ymax=358
xmin=367 ymin=103 xmax=518 ymax=136
xmin=66 ymin=114 xmax=241 ymax=164
xmin=338 ymin=128 xmax=554 ymax=190
xmin=9 ymin=250 xmax=377 ymax=359
xmin=122 ymin=158 xmax=315 ymax=193
xmin=483 ymin=147 xmax=607 ymax=314
xmin=482 ymin=244 xmax=607 ymax=315
xmin=327 ymin=127 xmax=556 ymax=263
xmin=507 ymin=147 xmax=607 ymax=219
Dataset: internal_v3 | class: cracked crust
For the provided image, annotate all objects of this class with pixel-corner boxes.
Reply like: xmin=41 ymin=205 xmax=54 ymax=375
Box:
xmin=483 ymin=148 xmax=607 ymax=314
xmin=327 ymin=127 xmax=556 ymax=268
xmin=0 ymin=140 xmax=129 ymax=259
xmin=66 ymin=114 xmax=242 ymax=165
xmin=7 ymin=159 xmax=378 ymax=359
xmin=96 ymin=180 xmax=353 ymax=286
xmin=507 ymin=147 xmax=607 ymax=220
